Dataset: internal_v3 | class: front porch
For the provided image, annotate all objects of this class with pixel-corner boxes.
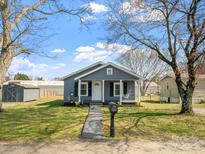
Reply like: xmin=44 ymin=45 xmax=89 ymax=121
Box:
xmin=77 ymin=80 xmax=141 ymax=104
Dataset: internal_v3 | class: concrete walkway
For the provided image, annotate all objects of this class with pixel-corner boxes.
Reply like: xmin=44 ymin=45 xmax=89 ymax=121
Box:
xmin=81 ymin=105 xmax=103 ymax=139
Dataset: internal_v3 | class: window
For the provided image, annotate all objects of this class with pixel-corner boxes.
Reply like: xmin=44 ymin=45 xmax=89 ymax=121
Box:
xmin=107 ymin=68 xmax=113 ymax=75
xmin=80 ymin=82 xmax=88 ymax=96
xmin=114 ymin=82 xmax=120 ymax=96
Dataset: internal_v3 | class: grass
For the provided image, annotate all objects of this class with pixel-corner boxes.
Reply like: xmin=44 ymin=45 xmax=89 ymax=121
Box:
xmin=140 ymin=95 xmax=160 ymax=103
xmin=0 ymin=97 xmax=88 ymax=142
xmin=1 ymin=97 xmax=205 ymax=142
xmin=102 ymin=102 xmax=205 ymax=140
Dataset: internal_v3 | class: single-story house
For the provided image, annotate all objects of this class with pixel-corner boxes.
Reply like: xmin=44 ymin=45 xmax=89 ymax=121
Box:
xmin=160 ymin=75 xmax=205 ymax=103
xmin=2 ymin=83 xmax=40 ymax=102
xmin=63 ymin=61 xmax=142 ymax=105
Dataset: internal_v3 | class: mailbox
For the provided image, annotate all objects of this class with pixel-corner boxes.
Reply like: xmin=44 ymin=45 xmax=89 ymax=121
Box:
xmin=109 ymin=102 xmax=118 ymax=113
xmin=108 ymin=102 xmax=118 ymax=137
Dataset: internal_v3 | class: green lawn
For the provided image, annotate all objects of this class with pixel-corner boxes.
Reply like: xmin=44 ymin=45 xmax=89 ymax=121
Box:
xmin=1 ymin=98 xmax=205 ymax=142
xmin=0 ymin=98 xmax=88 ymax=142
xmin=102 ymin=102 xmax=205 ymax=140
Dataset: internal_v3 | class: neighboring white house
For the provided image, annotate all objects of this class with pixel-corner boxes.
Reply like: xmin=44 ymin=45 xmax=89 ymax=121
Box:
xmin=160 ymin=75 xmax=205 ymax=103
xmin=145 ymin=82 xmax=160 ymax=96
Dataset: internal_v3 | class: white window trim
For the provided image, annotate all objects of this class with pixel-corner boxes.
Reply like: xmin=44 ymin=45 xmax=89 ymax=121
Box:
xmin=114 ymin=82 xmax=120 ymax=97
xmin=80 ymin=82 xmax=88 ymax=96
xmin=107 ymin=68 xmax=113 ymax=75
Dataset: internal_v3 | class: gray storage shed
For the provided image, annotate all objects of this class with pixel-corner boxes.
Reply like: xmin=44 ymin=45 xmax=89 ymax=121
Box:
xmin=2 ymin=83 xmax=40 ymax=102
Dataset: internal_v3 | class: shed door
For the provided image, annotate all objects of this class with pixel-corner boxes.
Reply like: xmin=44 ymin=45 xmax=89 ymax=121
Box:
xmin=7 ymin=86 xmax=17 ymax=102
xmin=92 ymin=81 xmax=101 ymax=101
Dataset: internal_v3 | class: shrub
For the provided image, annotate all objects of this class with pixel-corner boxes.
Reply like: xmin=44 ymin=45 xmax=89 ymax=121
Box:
xmin=118 ymin=101 xmax=122 ymax=107
xmin=75 ymin=101 xmax=81 ymax=107
xmin=67 ymin=95 xmax=71 ymax=101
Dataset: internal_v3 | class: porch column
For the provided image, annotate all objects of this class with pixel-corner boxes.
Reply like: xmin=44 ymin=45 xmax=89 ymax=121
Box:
xmin=102 ymin=80 xmax=105 ymax=102
xmin=120 ymin=80 xmax=123 ymax=103
xmin=78 ymin=80 xmax=81 ymax=102
xmin=138 ymin=80 xmax=141 ymax=103
xmin=134 ymin=80 xmax=137 ymax=102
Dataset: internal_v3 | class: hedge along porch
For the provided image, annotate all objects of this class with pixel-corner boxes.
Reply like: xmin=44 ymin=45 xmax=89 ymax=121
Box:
xmin=63 ymin=62 xmax=142 ymax=105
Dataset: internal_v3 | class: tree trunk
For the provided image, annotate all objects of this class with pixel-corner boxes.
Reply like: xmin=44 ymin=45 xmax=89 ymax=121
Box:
xmin=179 ymin=90 xmax=194 ymax=114
xmin=0 ymin=51 xmax=13 ymax=98
xmin=140 ymin=81 xmax=147 ymax=96
xmin=140 ymin=88 xmax=146 ymax=96
xmin=175 ymin=80 xmax=194 ymax=114
xmin=173 ymin=63 xmax=195 ymax=115
xmin=0 ymin=0 xmax=13 ymax=88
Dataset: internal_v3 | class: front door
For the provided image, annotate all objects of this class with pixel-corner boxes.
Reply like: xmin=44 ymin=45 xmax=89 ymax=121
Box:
xmin=92 ymin=81 xmax=102 ymax=101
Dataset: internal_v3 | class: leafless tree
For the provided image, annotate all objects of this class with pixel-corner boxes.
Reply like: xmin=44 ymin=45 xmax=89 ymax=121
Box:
xmin=106 ymin=0 xmax=205 ymax=114
xmin=0 ymin=0 xmax=90 ymax=88
xmin=117 ymin=49 xmax=168 ymax=96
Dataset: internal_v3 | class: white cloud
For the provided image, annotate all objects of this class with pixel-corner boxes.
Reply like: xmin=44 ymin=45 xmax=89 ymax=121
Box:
xmin=120 ymin=0 xmax=164 ymax=22
xmin=52 ymin=63 xmax=66 ymax=69
xmin=76 ymin=46 xmax=95 ymax=52
xmin=50 ymin=48 xmax=66 ymax=53
xmin=8 ymin=57 xmax=66 ymax=77
xmin=82 ymin=15 xmax=97 ymax=22
xmin=74 ymin=42 xmax=131 ymax=62
xmin=8 ymin=57 xmax=48 ymax=77
xmin=87 ymin=2 xmax=108 ymax=13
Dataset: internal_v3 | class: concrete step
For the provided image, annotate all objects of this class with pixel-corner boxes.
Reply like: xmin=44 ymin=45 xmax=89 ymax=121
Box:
xmin=90 ymin=102 xmax=103 ymax=105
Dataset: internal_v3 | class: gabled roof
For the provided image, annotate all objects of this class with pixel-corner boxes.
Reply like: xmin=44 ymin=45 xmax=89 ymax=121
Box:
xmin=5 ymin=80 xmax=63 ymax=86
xmin=11 ymin=83 xmax=39 ymax=89
xmin=62 ymin=61 xmax=104 ymax=80
xmin=74 ymin=62 xmax=143 ymax=80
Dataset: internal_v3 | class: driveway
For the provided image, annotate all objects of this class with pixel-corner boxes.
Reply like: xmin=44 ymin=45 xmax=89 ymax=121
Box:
xmin=0 ymin=138 xmax=205 ymax=154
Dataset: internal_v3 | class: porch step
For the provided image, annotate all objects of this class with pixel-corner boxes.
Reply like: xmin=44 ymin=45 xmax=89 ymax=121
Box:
xmin=90 ymin=102 xmax=103 ymax=105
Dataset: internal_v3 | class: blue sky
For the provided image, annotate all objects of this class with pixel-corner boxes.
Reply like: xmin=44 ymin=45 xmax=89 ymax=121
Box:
xmin=9 ymin=1 xmax=116 ymax=79
xmin=8 ymin=0 xmax=160 ymax=80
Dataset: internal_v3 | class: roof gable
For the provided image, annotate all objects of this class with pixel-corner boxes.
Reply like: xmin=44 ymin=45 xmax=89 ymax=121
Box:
xmin=62 ymin=61 xmax=104 ymax=80
xmin=75 ymin=62 xmax=142 ymax=80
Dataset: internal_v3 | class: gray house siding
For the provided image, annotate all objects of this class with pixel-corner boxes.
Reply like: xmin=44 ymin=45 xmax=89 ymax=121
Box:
xmin=64 ymin=64 xmax=103 ymax=102
xmin=81 ymin=66 xmax=138 ymax=81
xmin=104 ymin=81 xmax=135 ymax=103
xmin=65 ymin=80 xmax=136 ymax=104
xmin=64 ymin=63 xmax=139 ymax=104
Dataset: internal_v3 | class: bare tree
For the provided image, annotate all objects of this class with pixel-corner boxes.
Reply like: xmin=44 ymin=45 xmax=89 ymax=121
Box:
xmin=0 ymin=0 xmax=90 ymax=88
xmin=106 ymin=0 xmax=205 ymax=114
xmin=117 ymin=49 xmax=167 ymax=96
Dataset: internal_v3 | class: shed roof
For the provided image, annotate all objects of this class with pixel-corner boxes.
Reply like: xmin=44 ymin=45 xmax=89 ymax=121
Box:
xmin=5 ymin=80 xmax=63 ymax=86
xmin=12 ymin=83 xmax=39 ymax=89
